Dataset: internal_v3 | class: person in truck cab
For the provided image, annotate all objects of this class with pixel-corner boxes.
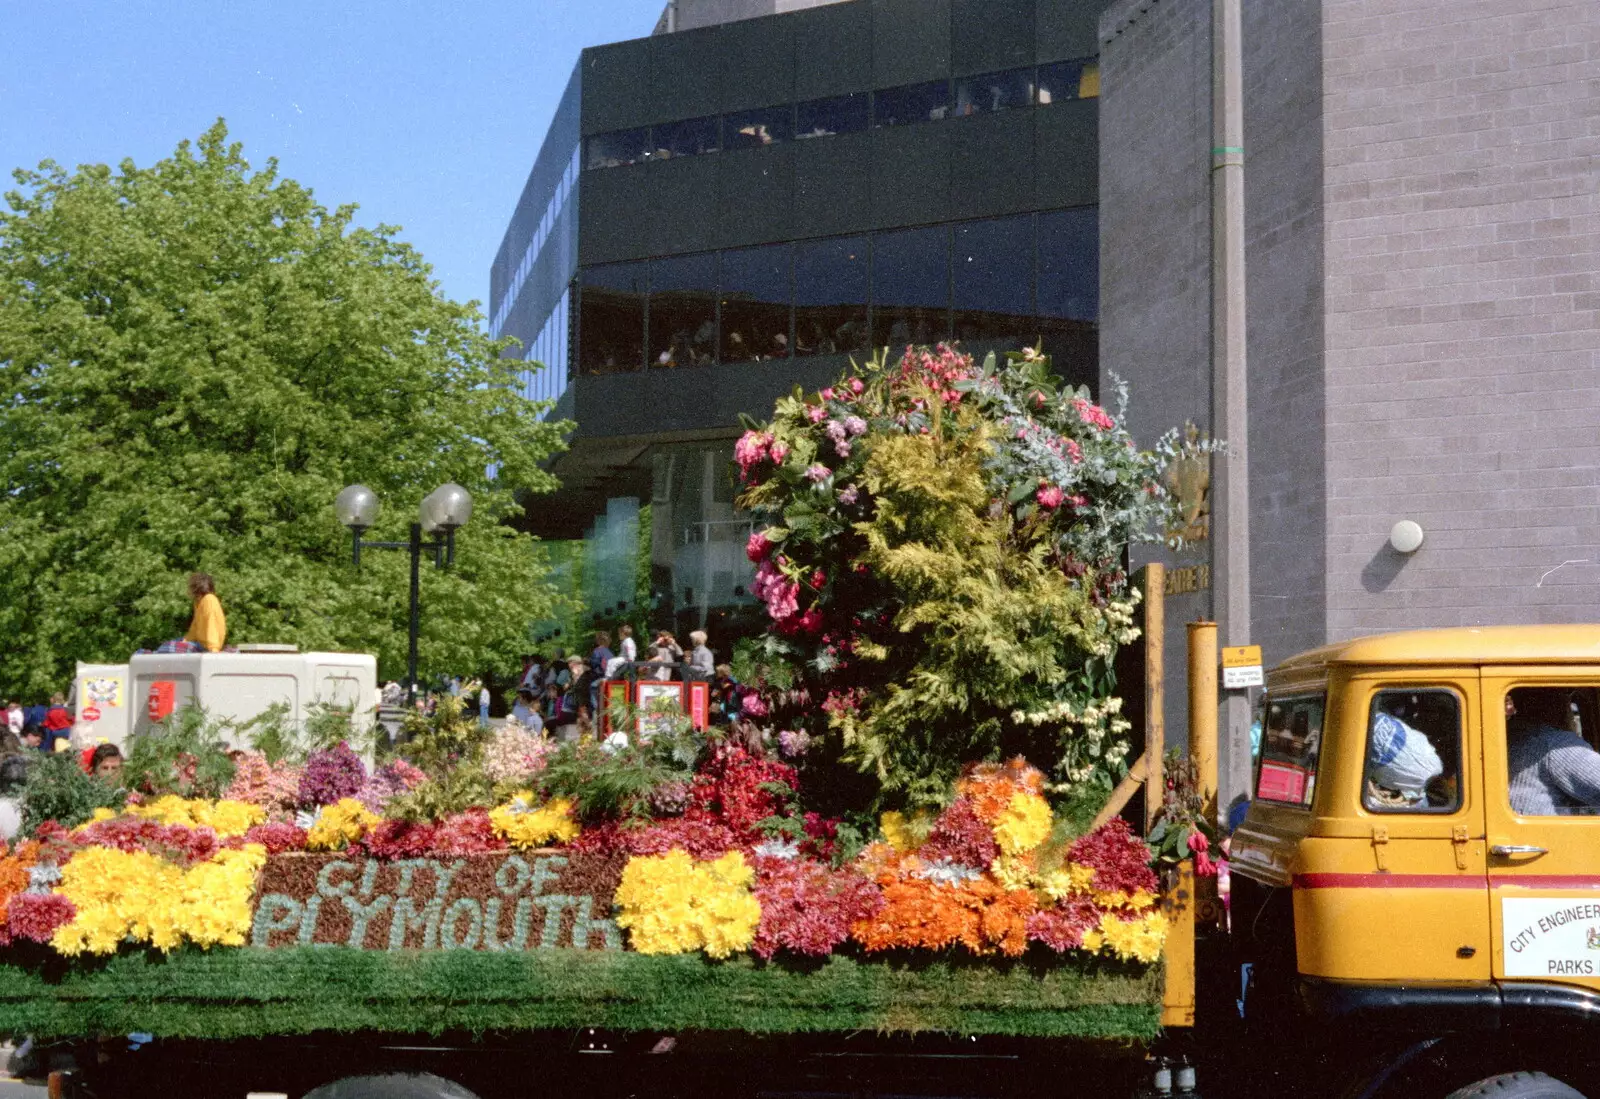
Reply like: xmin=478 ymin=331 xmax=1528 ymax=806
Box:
xmin=1506 ymin=687 xmax=1600 ymax=815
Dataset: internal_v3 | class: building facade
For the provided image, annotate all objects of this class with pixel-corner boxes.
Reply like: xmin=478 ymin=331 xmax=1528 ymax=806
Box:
xmin=491 ymin=0 xmax=1110 ymax=635
xmin=1100 ymin=0 xmax=1600 ymax=795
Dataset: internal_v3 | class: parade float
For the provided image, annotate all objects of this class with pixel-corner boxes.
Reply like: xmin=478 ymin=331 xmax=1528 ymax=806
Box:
xmin=0 ymin=347 xmax=1208 ymax=1059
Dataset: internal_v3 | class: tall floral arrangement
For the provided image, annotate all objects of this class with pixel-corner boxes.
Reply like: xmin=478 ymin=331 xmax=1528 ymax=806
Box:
xmin=735 ymin=345 xmax=1198 ymax=807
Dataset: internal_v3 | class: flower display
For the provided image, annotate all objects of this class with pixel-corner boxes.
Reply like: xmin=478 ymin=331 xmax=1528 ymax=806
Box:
xmin=7 ymin=892 xmax=76 ymax=944
xmin=297 ymin=743 xmax=368 ymax=808
xmin=304 ymin=798 xmax=380 ymax=851
xmin=358 ymin=759 xmax=430 ymax=814
xmin=488 ymin=794 xmax=579 ymax=849
xmin=241 ymin=821 xmax=308 ymax=855
xmin=481 ymin=725 xmax=552 ymax=785
xmin=851 ymin=875 xmax=1035 ymax=957
xmin=614 ymin=849 xmax=761 ymax=958
xmin=49 ymin=843 xmax=266 ymax=955
xmin=433 ymin=808 xmax=508 ymax=855
xmin=124 ymin=796 xmax=265 ymax=838
xmin=572 ymin=818 xmax=741 ymax=861
xmin=993 ymin=791 xmax=1053 ymax=857
xmin=751 ymin=857 xmax=882 ymax=959
xmin=224 ymin=752 xmax=303 ymax=811
xmin=686 ymin=745 xmax=797 ymax=839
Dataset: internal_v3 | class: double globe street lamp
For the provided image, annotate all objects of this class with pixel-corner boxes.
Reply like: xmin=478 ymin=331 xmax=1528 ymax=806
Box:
xmin=334 ymin=483 xmax=473 ymax=704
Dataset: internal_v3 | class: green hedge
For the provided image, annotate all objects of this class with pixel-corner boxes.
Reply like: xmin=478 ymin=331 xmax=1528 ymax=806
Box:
xmin=0 ymin=948 xmax=1162 ymax=1041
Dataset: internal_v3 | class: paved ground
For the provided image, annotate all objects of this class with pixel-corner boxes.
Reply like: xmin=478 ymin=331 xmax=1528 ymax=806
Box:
xmin=0 ymin=1078 xmax=44 ymax=1098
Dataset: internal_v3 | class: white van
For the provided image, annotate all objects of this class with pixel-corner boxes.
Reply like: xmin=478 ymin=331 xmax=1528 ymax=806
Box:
xmin=74 ymin=644 xmax=378 ymax=751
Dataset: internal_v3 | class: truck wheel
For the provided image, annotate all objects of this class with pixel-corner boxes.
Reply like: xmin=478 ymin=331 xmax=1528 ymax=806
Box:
xmin=1445 ymin=1072 xmax=1586 ymax=1099
xmin=302 ymin=1073 xmax=481 ymax=1099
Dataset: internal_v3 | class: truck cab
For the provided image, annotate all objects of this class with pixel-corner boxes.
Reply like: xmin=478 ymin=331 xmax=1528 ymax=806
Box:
xmin=1230 ymin=625 xmax=1600 ymax=1097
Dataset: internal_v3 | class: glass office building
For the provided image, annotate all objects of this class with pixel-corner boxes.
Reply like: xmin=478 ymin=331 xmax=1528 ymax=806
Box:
xmin=489 ymin=0 xmax=1106 ymax=634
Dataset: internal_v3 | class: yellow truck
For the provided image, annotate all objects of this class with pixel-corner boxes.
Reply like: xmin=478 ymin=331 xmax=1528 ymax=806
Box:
xmin=1231 ymin=625 xmax=1600 ymax=1099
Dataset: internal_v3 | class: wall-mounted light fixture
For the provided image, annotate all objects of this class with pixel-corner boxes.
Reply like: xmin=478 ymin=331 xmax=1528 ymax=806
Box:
xmin=1389 ymin=520 xmax=1425 ymax=554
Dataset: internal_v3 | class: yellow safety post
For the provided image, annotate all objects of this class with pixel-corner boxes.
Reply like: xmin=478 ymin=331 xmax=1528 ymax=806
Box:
xmin=1188 ymin=620 xmax=1219 ymax=826
xmin=1143 ymin=564 xmax=1165 ymax=832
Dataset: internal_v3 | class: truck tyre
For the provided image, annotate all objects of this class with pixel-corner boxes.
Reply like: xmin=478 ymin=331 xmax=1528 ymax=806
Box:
xmin=1444 ymin=1072 xmax=1586 ymax=1099
xmin=302 ymin=1073 xmax=481 ymax=1099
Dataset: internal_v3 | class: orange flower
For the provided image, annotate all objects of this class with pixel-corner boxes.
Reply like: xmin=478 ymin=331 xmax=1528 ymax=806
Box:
xmin=851 ymin=874 xmax=1036 ymax=956
xmin=956 ymin=758 xmax=1046 ymax=823
xmin=0 ymin=840 xmax=42 ymax=929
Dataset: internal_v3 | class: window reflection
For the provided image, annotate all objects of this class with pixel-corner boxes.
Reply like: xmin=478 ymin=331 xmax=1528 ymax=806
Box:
xmin=872 ymin=227 xmax=950 ymax=349
xmin=586 ymin=127 xmax=651 ymax=170
xmin=796 ymin=93 xmax=868 ymax=140
xmin=955 ymin=68 xmax=1034 ymax=116
xmin=1037 ymin=207 xmax=1098 ymax=322
xmin=649 ymin=254 xmax=718 ymax=369
xmin=720 ymin=245 xmax=792 ymax=364
xmin=1037 ymin=59 xmax=1100 ymax=104
xmin=954 ymin=215 xmax=1034 ymax=347
xmin=873 ymin=80 xmax=951 ymax=127
xmin=653 ymin=116 xmax=721 ymax=160
xmin=579 ymin=263 xmax=647 ymax=374
xmin=725 ymin=105 xmax=793 ymax=150
xmin=794 ymin=238 xmax=868 ymax=357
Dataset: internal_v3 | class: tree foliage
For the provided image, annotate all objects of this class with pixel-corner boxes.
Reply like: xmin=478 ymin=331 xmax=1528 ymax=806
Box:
xmin=0 ymin=122 xmax=570 ymax=695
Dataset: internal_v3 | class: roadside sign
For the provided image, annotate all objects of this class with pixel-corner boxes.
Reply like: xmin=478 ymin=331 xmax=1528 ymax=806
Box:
xmin=1222 ymin=645 xmax=1263 ymax=689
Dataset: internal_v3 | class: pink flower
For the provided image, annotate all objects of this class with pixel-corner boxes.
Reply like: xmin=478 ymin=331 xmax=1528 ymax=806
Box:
xmin=837 ymin=485 xmax=859 ymax=505
xmin=746 ymin=530 xmax=774 ymax=563
xmin=1073 ymin=398 xmax=1116 ymax=431
xmin=833 ymin=439 xmax=852 ymax=458
xmin=820 ymin=387 xmax=835 ymax=400
xmin=844 ymin=415 xmax=867 ymax=436
xmin=1065 ymin=438 xmax=1084 ymax=462
xmin=1189 ymin=829 xmax=1217 ymax=877
xmin=741 ymin=692 xmax=769 ymax=717
xmin=734 ymin=430 xmax=772 ymax=476
xmin=765 ymin=579 xmax=801 ymax=621
xmin=809 ymin=569 xmax=827 ymax=590
xmin=769 ymin=440 xmax=790 ymax=463
xmin=1036 ymin=484 xmax=1066 ymax=509
xmin=804 ymin=463 xmax=830 ymax=483
xmin=849 ymin=378 xmax=864 ymax=395
xmin=807 ymin=405 xmax=828 ymax=424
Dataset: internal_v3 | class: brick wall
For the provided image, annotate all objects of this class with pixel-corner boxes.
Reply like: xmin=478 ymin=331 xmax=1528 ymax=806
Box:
xmin=1321 ymin=0 xmax=1600 ymax=635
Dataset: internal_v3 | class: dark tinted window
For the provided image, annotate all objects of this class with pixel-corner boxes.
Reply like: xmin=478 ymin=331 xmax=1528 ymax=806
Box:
xmin=954 ymin=68 xmax=1035 ymax=117
xmin=794 ymin=237 xmax=867 ymax=357
xmin=954 ymin=215 xmax=1034 ymax=347
xmin=586 ymin=127 xmax=651 ymax=170
xmin=725 ymin=105 xmax=793 ymax=150
xmin=652 ymin=116 xmax=721 ymax=159
xmin=1038 ymin=58 xmax=1099 ymax=105
xmin=796 ymin=93 xmax=868 ymax=140
xmin=720 ymin=245 xmax=792 ymax=364
xmin=648 ymin=254 xmax=718 ymax=369
xmin=1256 ymin=694 xmax=1325 ymax=808
xmin=872 ymin=226 xmax=950 ymax=349
xmin=1364 ymin=690 xmax=1463 ymax=813
xmin=579 ymin=263 xmax=647 ymax=374
xmin=873 ymin=80 xmax=951 ymax=127
xmin=1037 ymin=207 xmax=1098 ymax=322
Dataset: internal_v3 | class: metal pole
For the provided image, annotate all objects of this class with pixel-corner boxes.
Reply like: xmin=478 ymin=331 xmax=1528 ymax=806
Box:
xmin=1143 ymin=563 xmax=1166 ymax=833
xmin=407 ymin=522 xmax=422 ymax=706
xmin=1211 ymin=0 xmax=1252 ymax=805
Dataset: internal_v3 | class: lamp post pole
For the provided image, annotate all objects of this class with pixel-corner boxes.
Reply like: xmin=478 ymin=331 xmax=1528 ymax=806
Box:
xmin=335 ymin=484 xmax=473 ymax=708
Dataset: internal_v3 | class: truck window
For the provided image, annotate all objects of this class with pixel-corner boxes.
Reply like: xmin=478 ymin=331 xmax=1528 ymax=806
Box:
xmin=1256 ymin=694 xmax=1324 ymax=807
xmin=1364 ymin=689 xmax=1461 ymax=813
xmin=1505 ymin=685 xmax=1600 ymax=817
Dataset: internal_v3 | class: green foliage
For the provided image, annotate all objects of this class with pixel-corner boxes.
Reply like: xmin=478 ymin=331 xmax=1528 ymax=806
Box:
xmin=19 ymin=751 xmax=126 ymax=836
xmin=398 ymin=694 xmax=489 ymax=775
xmin=385 ymin=761 xmax=496 ymax=823
xmin=122 ymin=703 xmax=237 ymax=798
xmin=0 ymin=121 xmax=572 ymax=696
xmin=240 ymin=703 xmax=296 ymax=764
xmin=536 ymin=706 xmax=706 ymax=823
xmin=240 ymin=701 xmax=370 ymax=764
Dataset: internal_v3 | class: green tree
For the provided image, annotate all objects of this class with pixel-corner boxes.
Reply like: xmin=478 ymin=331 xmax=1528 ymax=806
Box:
xmin=0 ymin=122 xmax=571 ymax=696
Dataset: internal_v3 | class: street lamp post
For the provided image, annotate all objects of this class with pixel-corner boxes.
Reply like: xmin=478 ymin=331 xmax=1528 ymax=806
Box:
xmin=335 ymin=483 xmax=474 ymax=705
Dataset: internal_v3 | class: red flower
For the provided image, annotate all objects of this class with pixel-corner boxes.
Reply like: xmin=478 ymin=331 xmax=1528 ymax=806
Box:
xmin=920 ymin=798 xmax=1000 ymax=868
xmin=573 ymin=818 xmax=742 ymax=860
xmin=1026 ymin=896 xmax=1102 ymax=952
xmin=7 ymin=892 xmax=76 ymax=944
xmin=752 ymin=858 xmax=883 ymax=959
xmin=686 ymin=745 xmax=800 ymax=839
xmin=1036 ymin=484 xmax=1065 ymax=509
xmin=243 ymin=821 xmax=308 ymax=855
xmin=1067 ymin=818 xmax=1160 ymax=899
xmin=746 ymin=530 xmax=774 ymax=563
xmin=363 ymin=819 xmax=440 ymax=860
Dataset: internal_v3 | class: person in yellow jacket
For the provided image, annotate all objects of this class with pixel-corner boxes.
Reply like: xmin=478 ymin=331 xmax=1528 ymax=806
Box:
xmin=184 ymin=572 xmax=227 ymax=653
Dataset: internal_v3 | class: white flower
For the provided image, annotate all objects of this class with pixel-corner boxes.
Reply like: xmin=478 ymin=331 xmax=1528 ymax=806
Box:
xmin=295 ymin=807 xmax=324 ymax=831
xmin=601 ymin=731 xmax=630 ymax=754
xmin=753 ymin=838 xmax=801 ymax=860
xmin=915 ymin=859 xmax=983 ymax=885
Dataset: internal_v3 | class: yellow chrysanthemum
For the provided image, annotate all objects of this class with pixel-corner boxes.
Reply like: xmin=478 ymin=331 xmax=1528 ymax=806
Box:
xmin=1092 ymin=910 xmax=1169 ymax=964
xmin=879 ymin=811 xmax=915 ymax=853
xmin=305 ymin=799 xmax=379 ymax=851
xmin=1038 ymin=862 xmax=1097 ymax=901
xmin=614 ymin=849 xmax=761 ymax=958
xmin=488 ymin=794 xmax=580 ymax=848
xmin=989 ymin=853 xmax=1037 ymax=892
xmin=992 ymin=791 xmax=1052 ymax=856
xmin=49 ymin=843 xmax=267 ymax=957
xmin=125 ymin=796 xmax=264 ymax=837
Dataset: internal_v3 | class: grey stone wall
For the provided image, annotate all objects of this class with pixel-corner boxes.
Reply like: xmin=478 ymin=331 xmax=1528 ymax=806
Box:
xmin=1243 ymin=0 xmax=1326 ymax=664
xmin=1321 ymin=0 xmax=1600 ymax=635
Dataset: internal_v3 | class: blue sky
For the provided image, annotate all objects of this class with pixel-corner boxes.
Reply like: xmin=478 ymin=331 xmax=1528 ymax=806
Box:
xmin=0 ymin=1 xmax=668 ymax=313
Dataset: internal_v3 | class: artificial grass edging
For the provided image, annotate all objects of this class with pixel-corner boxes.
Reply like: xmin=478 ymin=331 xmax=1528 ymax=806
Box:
xmin=0 ymin=947 xmax=1163 ymax=1041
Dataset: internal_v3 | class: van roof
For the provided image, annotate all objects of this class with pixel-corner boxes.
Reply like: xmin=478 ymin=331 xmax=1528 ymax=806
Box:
xmin=1273 ymin=625 xmax=1600 ymax=673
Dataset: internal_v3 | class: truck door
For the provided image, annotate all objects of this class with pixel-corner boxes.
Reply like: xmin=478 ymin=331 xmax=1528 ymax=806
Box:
xmin=1294 ymin=675 xmax=1490 ymax=981
xmin=1483 ymin=672 xmax=1600 ymax=991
